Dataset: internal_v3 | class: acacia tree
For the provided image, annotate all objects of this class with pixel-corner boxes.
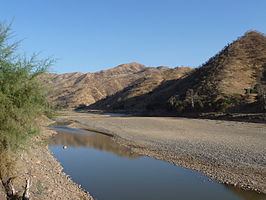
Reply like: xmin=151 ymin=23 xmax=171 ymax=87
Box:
xmin=255 ymin=84 xmax=266 ymax=111
xmin=186 ymin=89 xmax=195 ymax=109
xmin=0 ymin=23 xmax=54 ymax=199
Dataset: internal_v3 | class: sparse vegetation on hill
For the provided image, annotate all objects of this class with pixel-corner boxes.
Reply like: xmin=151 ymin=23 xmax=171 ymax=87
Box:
xmin=87 ymin=31 xmax=266 ymax=115
xmin=168 ymin=31 xmax=266 ymax=113
xmin=41 ymin=63 xmax=171 ymax=108
xmin=44 ymin=30 xmax=266 ymax=117
xmin=88 ymin=67 xmax=193 ymax=111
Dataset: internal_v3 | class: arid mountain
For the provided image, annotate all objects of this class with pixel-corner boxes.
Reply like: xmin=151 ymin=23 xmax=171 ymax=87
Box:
xmin=44 ymin=31 xmax=266 ymax=113
xmin=89 ymin=31 xmax=266 ymax=113
xmin=42 ymin=62 xmax=170 ymax=107
xmin=89 ymin=67 xmax=193 ymax=111
xmin=167 ymin=31 xmax=266 ymax=112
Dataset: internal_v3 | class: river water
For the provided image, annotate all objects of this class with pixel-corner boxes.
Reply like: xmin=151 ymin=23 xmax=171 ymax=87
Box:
xmin=48 ymin=126 xmax=265 ymax=200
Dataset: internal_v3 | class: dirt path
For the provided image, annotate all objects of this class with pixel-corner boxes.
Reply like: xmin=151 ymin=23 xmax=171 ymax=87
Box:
xmin=58 ymin=111 xmax=266 ymax=194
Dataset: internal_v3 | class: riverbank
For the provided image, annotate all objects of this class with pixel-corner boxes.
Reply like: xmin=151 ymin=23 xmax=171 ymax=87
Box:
xmin=83 ymin=109 xmax=266 ymax=124
xmin=58 ymin=111 xmax=266 ymax=194
xmin=0 ymin=117 xmax=93 ymax=200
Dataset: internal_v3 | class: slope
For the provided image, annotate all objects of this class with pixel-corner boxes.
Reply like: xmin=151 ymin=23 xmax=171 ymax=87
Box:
xmin=89 ymin=31 xmax=266 ymax=113
xmin=88 ymin=67 xmax=193 ymax=111
xmin=42 ymin=62 xmax=169 ymax=107
xmin=168 ymin=31 xmax=266 ymax=112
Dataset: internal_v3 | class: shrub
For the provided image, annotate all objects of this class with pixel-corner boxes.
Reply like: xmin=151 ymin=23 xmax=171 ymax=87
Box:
xmin=0 ymin=23 xmax=54 ymax=182
xmin=214 ymin=94 xmax=243 ymax=112
xmin=254 ymin=83 xmax=266 ymax=111
xmin=173 ymin=100 xmax=187 ymax=113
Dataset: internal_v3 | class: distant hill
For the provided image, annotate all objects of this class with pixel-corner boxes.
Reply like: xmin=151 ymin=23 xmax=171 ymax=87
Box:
xmin=89 ymin=31 xmax=266 ymax=113
xmin=43 ymin=31 xmax=266 ymax=114
xmin=41 ymin=62 xmax=170 ymax=107
xmin=88 ymin=67 xmax=193 ymax=111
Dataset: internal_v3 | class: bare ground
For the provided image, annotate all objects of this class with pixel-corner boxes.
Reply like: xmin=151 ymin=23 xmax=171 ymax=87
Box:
xmin=58 ymin=111 xmax=266 ymax=194
xmin=0 ymin=117 xmax=93 ymax=200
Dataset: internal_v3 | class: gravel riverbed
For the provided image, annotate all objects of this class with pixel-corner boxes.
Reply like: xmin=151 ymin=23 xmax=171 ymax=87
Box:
xmin=58 ymin=111 xmax=266 ymax=194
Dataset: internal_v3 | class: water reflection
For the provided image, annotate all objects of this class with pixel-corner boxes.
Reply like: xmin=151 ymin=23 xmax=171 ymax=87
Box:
xmin=226 ymin=185 xmax=266 ymax=200
xmin=48 ymin=127 xmax=140 ymax=159
xmin=48 ymin=126 xmax=266 ymax=200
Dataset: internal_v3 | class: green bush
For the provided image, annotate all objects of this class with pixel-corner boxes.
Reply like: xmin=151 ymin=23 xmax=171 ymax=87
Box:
xmin=0 ymin=23 xmax=54 ymax=156
xmin=173 ymin=100 xmax=187 ymax=113
xmin=254 ymin=83 xmax=266 ymax=111
xmin=214 ymin=94 xmax=243 ymax=112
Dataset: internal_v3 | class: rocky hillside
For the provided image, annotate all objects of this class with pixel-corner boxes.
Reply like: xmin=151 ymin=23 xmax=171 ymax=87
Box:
xmin=88 ymin=67 xmax=193 ymax=111
xmin=168 ymin=31 xmax=266 ymax=112
xmin=44 ymin=31 xmax=266 ymax=113
xmin=89 ymin=31 xmax=266 ymax=113
xmin=42 ymin=62 xmax=170 ymax=107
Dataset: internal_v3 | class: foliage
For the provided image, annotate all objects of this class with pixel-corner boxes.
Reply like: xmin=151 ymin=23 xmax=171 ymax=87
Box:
xmin=213 ymin=94 xmax=243 ymax=112
xmin=35 ymin=180 xmax=48 ymax=195
xmin=254 ymin=83 xmax=266 ymax=111
xmin=170 ymin=92 xmax=245 ymax=113
xmin=0 ymin=22 xmax=54 ymax=180
xmin=172 ymin=100 xmax=187 ymax=113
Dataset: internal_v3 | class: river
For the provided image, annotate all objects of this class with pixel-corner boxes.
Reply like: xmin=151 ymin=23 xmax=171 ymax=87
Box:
xmin=48 ymin=125 xmax=265 ymax=200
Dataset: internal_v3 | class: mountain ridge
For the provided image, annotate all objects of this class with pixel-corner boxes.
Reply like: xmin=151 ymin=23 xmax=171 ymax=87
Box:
xmin=41 ymin=62 xmax=188 ymax=108
xmin=166 ymin=30 xmax=266 ymax=112
xmin=88 ymin=31 xmax=266 ymax=113
xmin=43 ymin=30 xmax=266 ymax=114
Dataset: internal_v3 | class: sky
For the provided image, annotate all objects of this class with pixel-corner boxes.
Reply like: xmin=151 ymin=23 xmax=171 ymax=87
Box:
xmin=0 ymin=0 xmax=265 ymax=74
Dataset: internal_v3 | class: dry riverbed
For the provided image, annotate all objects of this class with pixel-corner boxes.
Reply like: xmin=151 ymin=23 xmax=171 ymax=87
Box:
xmin=0 ymin=117 xmax=93 ymax=200
xmin=1 ymin=111 xmax=264 ymax=199
xmin=58 ymin=111 xmax=266 ymax=194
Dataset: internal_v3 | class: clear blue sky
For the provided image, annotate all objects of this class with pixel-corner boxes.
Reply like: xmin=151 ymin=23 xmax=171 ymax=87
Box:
xmin=0 ymin=0 xmax=265 ymax=74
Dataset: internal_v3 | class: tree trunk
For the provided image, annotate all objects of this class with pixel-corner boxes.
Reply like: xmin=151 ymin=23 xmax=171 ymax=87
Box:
xmin=1 ymin=177 xmax=31 ymax=200
xmin=22 ymin=178 xmax=31 ymax=200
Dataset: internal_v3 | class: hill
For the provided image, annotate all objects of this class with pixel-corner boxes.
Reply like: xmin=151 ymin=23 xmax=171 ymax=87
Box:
xmin=88 ymin=67 xmax=193 ymax=111
xmin=89 ymin=31 xmax=266 ymax=113
xmin=168 ymin=31 xmax=266 ymax=113
xmin=41 ymin=62 xmax=170 ymax=107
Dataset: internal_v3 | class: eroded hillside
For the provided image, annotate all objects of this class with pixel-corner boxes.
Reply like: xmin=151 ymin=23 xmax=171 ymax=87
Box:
xmin=89 ymin=67 xmax=193 ymax=111
xmin=168 ymin=31 xmax=266 ymax=112
xmin=42 ymin=62 xmax=170 ymax=107
xmin=91 ymin=31 xmax=266 ymax=113
xmin=43 ymin=31 xmax=266 ymax=114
